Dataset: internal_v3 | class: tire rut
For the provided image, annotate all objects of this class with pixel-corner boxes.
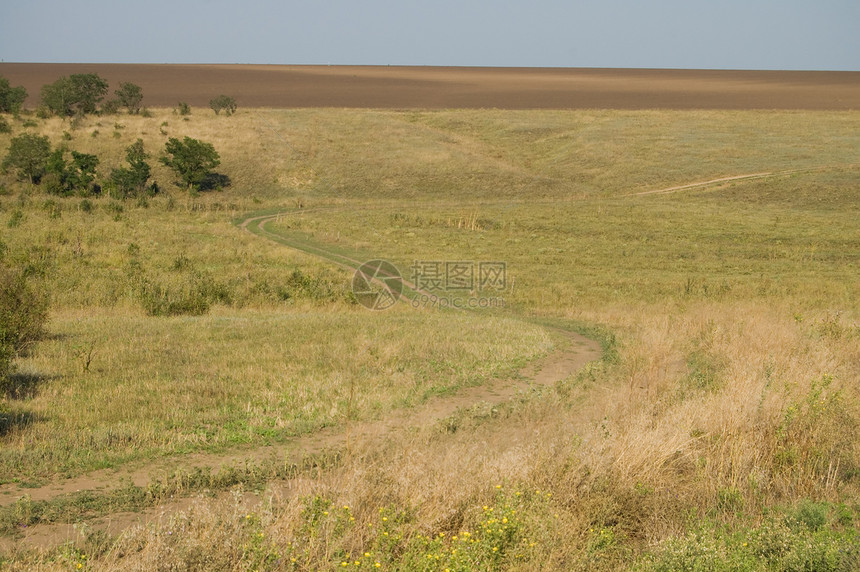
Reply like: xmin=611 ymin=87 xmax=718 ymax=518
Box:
xmin=1 ymin=209 xmax=602 ymax=550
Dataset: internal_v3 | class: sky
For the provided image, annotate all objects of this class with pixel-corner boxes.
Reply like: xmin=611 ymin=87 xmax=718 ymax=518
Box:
xmin=1 ymin=0 xmax=858 ymax=71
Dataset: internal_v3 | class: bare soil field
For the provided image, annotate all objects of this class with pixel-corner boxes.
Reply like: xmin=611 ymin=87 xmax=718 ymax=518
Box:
xmin=2 ymin=63 xmax=859 ymax=110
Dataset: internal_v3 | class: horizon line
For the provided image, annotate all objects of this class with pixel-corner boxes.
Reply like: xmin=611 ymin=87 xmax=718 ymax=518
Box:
xmin=2 ymin=62 xmax=859 ymax=74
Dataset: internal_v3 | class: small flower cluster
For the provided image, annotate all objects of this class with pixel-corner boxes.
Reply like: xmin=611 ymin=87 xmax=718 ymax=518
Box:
xmin=394 ymin=484 xmax=544 ymax=570
xmin=274 ymin=484 xmax=555 ymax=569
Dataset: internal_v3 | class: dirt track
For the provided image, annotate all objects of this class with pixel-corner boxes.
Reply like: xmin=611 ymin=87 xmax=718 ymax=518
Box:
xmin=0 ymin=209 xmax=601 ymax=511
xmin=0 ymin=207 xmax=602 ymax=550
xmin=1 ymin=63 xmax=859 ymax=110
xmin=1 ymin=327 xmax=600 ymax=551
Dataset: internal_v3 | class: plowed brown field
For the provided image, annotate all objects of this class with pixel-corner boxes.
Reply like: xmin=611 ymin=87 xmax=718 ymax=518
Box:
xmin=1 ymin=63 xmax=859 ymax=110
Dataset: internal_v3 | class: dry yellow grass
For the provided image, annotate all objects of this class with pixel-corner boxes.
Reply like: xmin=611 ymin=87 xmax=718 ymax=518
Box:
xmin=0 ymin=106 xmax=858 ymax=569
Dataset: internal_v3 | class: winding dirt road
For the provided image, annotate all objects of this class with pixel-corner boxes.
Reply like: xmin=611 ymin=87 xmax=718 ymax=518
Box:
xmin=0 ymin=209 xmax=601 ymax=551
xmin=5 ymin=159 xmax=849 ymax=548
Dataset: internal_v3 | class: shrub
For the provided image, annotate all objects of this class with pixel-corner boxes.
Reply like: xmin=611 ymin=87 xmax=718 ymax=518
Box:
xmin=209 ymin=95 xmax=237 ymax=116
xmin=0 ymin=263 xmax=49 ymax=380
xmin=138 ymin=279 xmax=212 ymax=317
xmin=109 ymin=139 xmax=155 ymax=199
xmin=115 ymin=82 xmax=143 ymax=114
xmin=160 ymin=136 xmax=221 ymax=192
xmin=104 ymin=201 xmax=124 ymax=221
xmin=132 ymin=257 xmax=232 ymax=317
xmin=2 ymin=133 xmax=51 ymax=184
xmin=0 ymin=76 xmax=27 ymax=114
xmin=43 ymin=148 xmax=100 ymax=196
xmin=100 ymin=98 xmax=121 ymax=115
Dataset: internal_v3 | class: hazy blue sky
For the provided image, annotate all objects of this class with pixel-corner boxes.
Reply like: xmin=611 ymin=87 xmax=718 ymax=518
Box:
xmin=1 ymin=0 xmax=858 ymax=70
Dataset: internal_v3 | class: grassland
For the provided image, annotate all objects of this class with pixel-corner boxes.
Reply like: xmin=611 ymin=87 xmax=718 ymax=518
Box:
xmin=0 ymin=105 xmax=858 ymax=569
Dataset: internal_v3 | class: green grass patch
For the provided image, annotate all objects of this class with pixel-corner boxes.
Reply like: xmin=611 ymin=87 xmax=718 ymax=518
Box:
xmin=636 ymin=502 xmax=860 ymax=572
xmin=1 ymin=308 xmax=550 ymax=480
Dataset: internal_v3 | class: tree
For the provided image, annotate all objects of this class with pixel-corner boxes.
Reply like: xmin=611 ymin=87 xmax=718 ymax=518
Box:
xmin=40 ymin=78 xmax=73 ymax=117
xmin=40 ymin=73 xmax=109 ymax=117
xmin=116 ymin=82 xmax=143 ymax=114
xmin=69 ymin=73 xmax=109 ymax=114
xmin=2 ymin=133 xmax=51 ymax=184
xmin=42 ymin=149 xmax=68 ymax=194
xmin=110 ymin=139 xmax=154 ymax=198
xmin=209 ymin=95 xmax=237 ymax=116
xmin=161 ymin=136 xmax=220 ymax=191
xmin=43 ymin=148 xmax=100 ymax=196
xmin=0 ymin=76 xmax=28 ymax=114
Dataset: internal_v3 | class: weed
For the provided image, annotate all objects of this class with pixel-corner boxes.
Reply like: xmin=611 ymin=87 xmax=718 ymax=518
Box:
xmin=638 ymin=509 xmax=860 ymax=572
xmin=6 ymin=210 xmax=23 ymax=228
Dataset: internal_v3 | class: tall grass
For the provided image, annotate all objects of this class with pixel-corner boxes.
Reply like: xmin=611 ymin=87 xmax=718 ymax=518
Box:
xmin=3 ymin=108 xmax=858 ymax=201
xmin=0 ymin=106 xmax=858 ymax=568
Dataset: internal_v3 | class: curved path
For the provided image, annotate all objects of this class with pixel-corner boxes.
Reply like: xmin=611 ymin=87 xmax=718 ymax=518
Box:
xmin=1 ymin=207 xmax=602 ymax=550
xmin=7 ymin=162 xmax=844 ymax=547
xmin=625 ymin=172 xmax=776 ymax=196
xmin=2 ymin=327 xmax=600 ymax=551
xmin=625 ymin=165 xmax=856 ymax=197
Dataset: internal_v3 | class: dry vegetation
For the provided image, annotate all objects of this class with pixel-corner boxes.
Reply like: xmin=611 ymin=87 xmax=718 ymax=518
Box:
xmin=0 ymin=102 xmax=858 ymax=570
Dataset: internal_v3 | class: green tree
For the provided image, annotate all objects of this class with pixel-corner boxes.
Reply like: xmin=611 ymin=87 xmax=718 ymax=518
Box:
xmin=70 ymin=151 xmax=99 ymax=191
xmin=40 ymin=73 xmax=109 ymax=117
xmin=2 ymin=133 xmax=51 ymax=184
xmin=110 ymin=139 xmax=154 ymax=198
xmin=44 ymin=149 xmax=100 ymax=195
xmin=41 ymin=77 xmax=76 ymax=117
xmin=70 ymin=73 xmax=109 ymax=114
xmin=0 ymin=76 xmax=28 ymax=114
xmin=209 ymin=94 xmax=237 ymax=116
xmin=40 ymin=78 xmax=73 ymax=116
xmin=115 ymin=82 xmax=143 ymax=114
xmin=42 ymin=148 xmax=68 ymax=194
xmin=161 ymin=136 xmax=220 ymax=191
